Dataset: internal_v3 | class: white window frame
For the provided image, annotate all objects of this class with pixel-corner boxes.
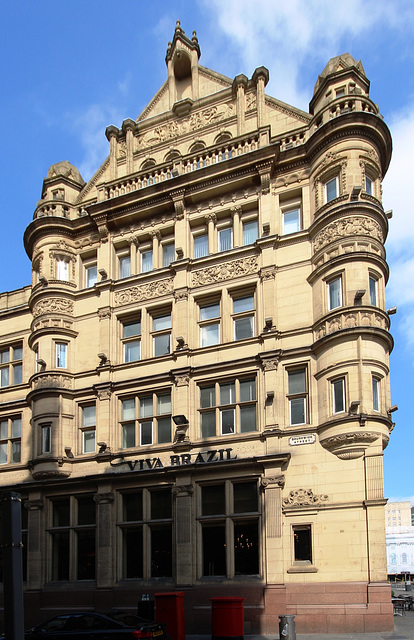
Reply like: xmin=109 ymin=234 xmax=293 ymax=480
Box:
xmin=118 ymin=253 xmax=131 ymax=279
xmin=194 ymin=232 xmax=209 ymax=259
xmin=85 ymin=263 xmax=97 ymax=288
xmin=56 ymin=259 xmax=69 ymax=281
xmin=162 ymin=242 xmax=175 ymax=267
xmin=41 ymin=424 xmax=52 ymax=454
xmin=242 ymin=219 xmax=259 ymax=246
xmin=122 ymin=318 xmax=141 ymax=363
xmin=81 ymin=405 xmax=96 ymax=454
xmin=141 ymin=249 xmax=153 ymax=273
xmin=232 ymin=294 xmax=255 ymax=341
xmin=55 ymin=342 xmax=67 ymax=369
xmin=288 ymin=368 xmax=308 ymax=426
xmin=152 ymin=313 xmax=172 ymax=357
xmin=324 ymin=176 xmax=339 ymax=203
xmin=218 ymin=226 xmax=233 ymax=252
xmin=372 ymin=377 xmax=380 ymax=412
xmin=199 ymin=301 xmax=220 ymax=348
xmin=328 ymin=276 xmax=342 ymax=311
xmin=369 ymin=275 xmax=377 ymax=306
xmin=365 ymin=175 xmax=373 ymax=195
xmin=282 ymin=208 xmax=301 ymax=235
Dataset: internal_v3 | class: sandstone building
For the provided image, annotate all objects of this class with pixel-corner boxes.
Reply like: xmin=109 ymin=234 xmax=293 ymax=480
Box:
xmin=0 ymin=23 xmax=394 ymax=634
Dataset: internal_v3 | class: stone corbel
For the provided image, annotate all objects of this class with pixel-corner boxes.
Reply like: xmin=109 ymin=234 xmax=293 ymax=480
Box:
xmin=171 ymin=190 xmax=186 ymax=220
xmin=256 ymin=160 xmax=274 ymax=195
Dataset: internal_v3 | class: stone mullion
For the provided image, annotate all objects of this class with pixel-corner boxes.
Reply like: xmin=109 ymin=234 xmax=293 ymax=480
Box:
xmin=94 ymin=490 xmax=114 ymax=588
xmin=172 ymin=484 xmax=193 ymax=585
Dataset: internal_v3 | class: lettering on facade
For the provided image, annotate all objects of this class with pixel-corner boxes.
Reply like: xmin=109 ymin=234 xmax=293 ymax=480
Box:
xmin=289 ymin=434 xmax=316 ymax=446
xmin=110 ymin=448 xmax=236 ymax=471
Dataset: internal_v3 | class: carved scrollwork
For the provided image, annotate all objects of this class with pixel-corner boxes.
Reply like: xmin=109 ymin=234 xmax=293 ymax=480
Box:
xmin=192 ymin=256 xmax=258 ymax=287
xmin=33 ymin=298 xmax=74 ymax=318
xmin=93 ymin=492 xmax=114 ymax=504
xmin=260 ymin=475 xmax=285 ymax=490
xmin=172 ymin=484 xmax=194 ymax=496
xmin=313 ymin=216 xmax=383 ymax=253
xmin=283 ymin=488 xmax=328 ymax=506
xmin=33 ymin=375 xmax=72 ymax=389
xmin=115 ymin=278 xmax=174 ymax=306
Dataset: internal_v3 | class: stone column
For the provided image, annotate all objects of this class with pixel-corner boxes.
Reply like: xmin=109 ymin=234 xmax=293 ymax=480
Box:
xmin=151 ymin=230 xmax=161 ymax=269
xmin=261 ymin=475 xmax=285 ymax=584
xmin=205 ymin=213 xmax=216 ymax=254
xmin=25 ymin=496 xmax=44 ymax=590
xmin=231 ymin=205 xmax=242 ymax=247
xmin=252 ymin=67 xmax=269 ymax=129
xmin=105 ymin=126 xmax=119 ymax=181
xmin=232 ymin=74 xmax=248 ymax=137
xmin=122 ymin=119 xmax=136 ymax=175
xmin=172 ymin=483 xmax=193 ymax=585
xmin=94 ymin=489 xmax=114 ymax=588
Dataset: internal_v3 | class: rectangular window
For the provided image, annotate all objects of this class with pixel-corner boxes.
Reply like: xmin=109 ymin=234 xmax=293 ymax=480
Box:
xmin=293 ymin=525 xmax=312 ymax=562
xmin=288 ymin=369 xmax=307 ymax=425
xmin=121 ymin=391 xmax=172 ymax=448
xmin=81 ymin=405 xmax=96 ymax=454
xmin=56 ymin=259 xmax=69 ymax=281
xmin=194 ymin=233 xmax=208 ymax=259
xmin=365 ymin=176 xmax=373 ymax=195
xmin=119 ymin=489 xmax=172 ymax=579
xmin=282 ymin=208 xmax=301 ymax=235
xmin=242 ymin=220 xmax=258 ymax=245
xmin=0 ymin=344 xmax=23 ymax=387
xmin=162 ymin=243 xmax=175 ymax=267
xmin=50 ymin=496 xmax=96 ymax=581
xmin=119 ymin=254 xmax=131 ymax=279
xmin=0 ymin=416 xmax=21 ymax=465
xmin=332 ymin=378 xmax=345 ymax=414
xmin=199 ymin=301 xmax=220 ymax=347
xmin=325 ymin=176 xmax=339 ymax=203
xmin=141 ymin=250 xmax=153 ymax=273
xmin=152 ymin=313 xmax=171 ymax=357
xmin=328 ymin=276 xmax=342 ymax=310
xmin=200 ymin=480 xmax=259 ymax=578
xmin=55 ymin=343 xmax=67 ymax=369
xmin=369 ymin=276 xmax=377 ymax=306
xmin=372 ymin=377 xmax=380 ymax=412
xmin=218 ymin=227 xmax=233 ymax=252
xmin=122 ymin=319 xmax=141 ymax=363
xmin=42 ymin=424 xmax=51 ymax=454
xmin=233 ymin=294 xmax=254 ymax=341
xmin=85 ymin=264 xmax=97 ymax=288
xmin=199 ymin=378 xmax=256 ymax=438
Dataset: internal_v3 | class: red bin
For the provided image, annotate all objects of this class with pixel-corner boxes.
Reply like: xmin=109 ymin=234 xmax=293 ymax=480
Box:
xmin=211 ymin=597 xmax=245 ymax=640
xmin=154 ymin=591 xmax=185 ymax=640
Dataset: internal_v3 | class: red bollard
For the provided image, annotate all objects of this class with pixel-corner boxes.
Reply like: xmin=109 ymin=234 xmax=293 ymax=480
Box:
xmin=154 ymin=591 xmax=185 ymax=640
xmin=211 ymin=597 xmax=245 ymax=640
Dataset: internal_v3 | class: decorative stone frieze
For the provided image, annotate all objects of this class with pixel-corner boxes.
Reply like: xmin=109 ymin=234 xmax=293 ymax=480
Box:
xmin=33 ymin=298 xmax=74 ymax=318
xmin=314 ymin=308 xmax=388 ymax=341
xmin=192 ymin=255 xmax=258 ymax=286
xmin=114 ymin=278 xmax=174 ymax=306
xmin=283 ymin=488 xmax=329 ymax=507
xmin=313 ymin=216 xmax=383 ymax=254
xmin=32 ymin=375 xmax=72 ymax=390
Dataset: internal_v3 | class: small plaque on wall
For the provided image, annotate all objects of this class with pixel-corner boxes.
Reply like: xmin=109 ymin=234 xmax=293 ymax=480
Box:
xmin=289 ymin=434 xmax=316 ymax=446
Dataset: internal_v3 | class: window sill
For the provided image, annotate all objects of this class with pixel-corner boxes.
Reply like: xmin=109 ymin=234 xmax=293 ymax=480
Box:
xmin=287 ymin=562 xmax=318 ymax=574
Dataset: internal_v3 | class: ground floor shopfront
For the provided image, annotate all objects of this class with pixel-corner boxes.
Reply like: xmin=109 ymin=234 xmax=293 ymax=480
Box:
xmin=3 ymin=449 xmax=393 ymax=634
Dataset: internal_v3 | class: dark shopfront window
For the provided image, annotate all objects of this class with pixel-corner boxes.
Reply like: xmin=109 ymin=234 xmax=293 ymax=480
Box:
xmin=120 ymin=487 xmax=172 ymax=579
xmin=0 ymin=498 xmax=28 ymax=582
xmin=50 ymin=495 xmax=96 ymax=581
xmin=201 ymin=480 xmax=260 ymax=578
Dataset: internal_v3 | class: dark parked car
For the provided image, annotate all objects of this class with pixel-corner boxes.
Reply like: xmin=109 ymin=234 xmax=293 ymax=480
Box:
xmin=18 ymin=612 xmax=169 ymax=640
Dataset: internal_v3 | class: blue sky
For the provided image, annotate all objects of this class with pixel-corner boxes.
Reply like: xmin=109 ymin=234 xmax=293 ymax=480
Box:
xmin=1 ymin=0 xmax=413 ymax=501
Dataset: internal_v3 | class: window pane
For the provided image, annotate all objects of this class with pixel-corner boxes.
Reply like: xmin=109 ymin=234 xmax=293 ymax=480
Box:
xmin=56 ymin=343 xmax=67 ymax=368
xmin=219 ymin=227 xmax=233 ymax=252
xmin=11 ymin=418 xmax=21 ymax=438
xmin=283 ymin=209 xmax=300 ymax=234
xmin=162 ymin=243 xmax=175 ymax=267
xmin=153 ymin=315 xmax=171 ymax=331
xmin=290 ymin=397 xmax=305 ymax=425
xmin=83 ymin=430 xmax=95 ymax=453
xmin=53 ymin=499 xmax=70 ymax=526
xmin=243 ymin=220 xmax=258 ymax=245
xmin=151 ymin=489 xmax=172 ymax=519
xmin=122 ymin=399 xmax=135 ymax=420
xmin=234 ymin=316 xmax=254 ymax=340
xmin=13 ymin=364 xmax=22 ymax=385
xmin=77 ymin=530 xmax=95 ymax=580
xmin=200 ymin=386 xmax=215 ymax=408
xmin=157 ymin=417 xmax=171 ymax=444
xmin=221 ymin=408 xmax=235 ymax=434
xmin=203 ymin=525 xmax=226 ymax=576
xmin=119 ymin=255 xmax=131 ymax=279
xmin=288 ymin=370 xmax=306 ymax=394
xmin=11 ymin=441 xmax=20 ymax=463
xmin=1 ymin=368 xmax=9 ymax=386
xmin=13 ymin=346 xmax=22 ymax=361
xmin=294 ymin=527 xmax=312 ymax=562
xmin=52 ymin=531 xmax=69 ymax=580
xmin=123 ymin=320 xmax=141 ymax=338
xmin=123 ymin=492 xmax=142 ymax=521
xmin=0 ymin=350 xmax=9 ymax=364
xmin=200 ymin=303 xmax=220 ymax=321
xmin=365 ymin=176 xmax=372 ymax=195
xmin=151 ymin=525 xmax=172 ymax=577
xmin=194 ymin=234 xmax=208 ymax=258
xmin=333 ymin=379 xmax=345 ymax=413
xmin=0 ymin=421 xmax=7 ymax=439
xmin=124 ymin=340 xmax=140 ymax=362
xmin=240 ymin=379 xmax=256 ymax=402
xmin=240 ymin=405 xmax=256 ymax=432
xmin=157 ymin=393 xmax=171 ymax=415
xmin=42 ymin=425 xmax=51 ymax=453
xmin=234 ymin=482 xmax=258 ymax=513
xmin=369 ymin=277 xmax=377 ymax=305
xmin=201 ymin=323 xmax=219 ymax=347
xmin=328 ymin=277 xmax=342 ymax=310
xmin=141 ymin=250 xmax=153 ymax=272
xmin=372 ymin=378 xmax=379 ymax=411
xmin=202 ymin=484 xmax=225 ymax=515
xmin=0 ymin=443 xmax=7 ymax=464
xmin=140 ymin=397 xmax=153 ymax=418
xmin=122 ymin=424 xmax=135 ymax=448
xmin=123 ymin=528 xmax=143 ymax=578
xmin=154 ymin=334 xmax=170 ymax=356
xmin=77 ymin=496 xmax=96 ymax=525
xmin=86 ymin=266 xmax=97 ymax=287
xmin=140 ymin=421 xmax=152 ymax=445
xmin=201 ymin=411 xmax=215 ymax=438
xmin=82 ymin=406 xmax=96 ymax=427
xmin=220 ymin=382 xmax=235 ymax=405
xmin=326 ymin=177 xmax=338 ymax=202
xmin=233 ymin=295 xmax=254 ymax=313
xmin=234 ymin=521 xmax=259 ymax=575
